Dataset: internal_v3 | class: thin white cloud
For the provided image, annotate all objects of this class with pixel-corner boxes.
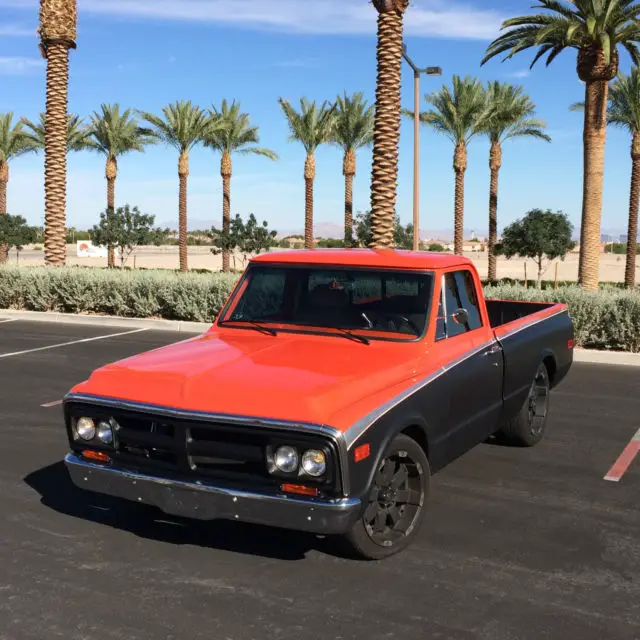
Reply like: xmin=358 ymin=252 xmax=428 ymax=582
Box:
xmin=508 ymin=70 xmax=531 ymax=79
xmin=274 ymin=58 xmax=318 ymax=69
xmin=0 ymin=57 xmax=44 ymax=76
xmin=0 ymin=23 xmax=34 ymax=37
xmin=0 ymin=0 xmax=504 ymax=40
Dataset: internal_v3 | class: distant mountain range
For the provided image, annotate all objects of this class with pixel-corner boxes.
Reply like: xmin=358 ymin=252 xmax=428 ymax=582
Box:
xmin=158 ymin=218 xmax=633 ymax=242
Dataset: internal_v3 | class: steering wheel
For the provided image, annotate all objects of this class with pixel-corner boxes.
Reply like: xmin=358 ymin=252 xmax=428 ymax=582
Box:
xmin=377 ymin=314 xmax=421 ymax=336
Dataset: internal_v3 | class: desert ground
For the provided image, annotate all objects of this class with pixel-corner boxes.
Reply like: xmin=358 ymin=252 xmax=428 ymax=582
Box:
xmin=13 ymin=245 xmax=637 ymax=283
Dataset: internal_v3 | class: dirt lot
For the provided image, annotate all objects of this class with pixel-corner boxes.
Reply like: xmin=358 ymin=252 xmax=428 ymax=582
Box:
xmin=0 ymin=319 xmax=638 ymax=639
xmin=15 ymin=245 xmax=637 ymax=283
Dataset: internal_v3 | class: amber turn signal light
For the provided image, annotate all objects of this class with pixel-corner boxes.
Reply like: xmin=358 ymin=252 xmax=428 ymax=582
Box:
xmin=82 ymin=450 xmax=111 ymax=463
xmin=354 ymin=443 xmax=371 ymax=462
xmin=280 ymin=483 xmax=319 ymax=497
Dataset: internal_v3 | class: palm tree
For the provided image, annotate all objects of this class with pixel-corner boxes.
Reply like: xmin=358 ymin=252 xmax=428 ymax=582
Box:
xmin=38 ymin=0 xmax=77 ymax=266
xmin=481 ymin=83 xmax=551 ymax=280
xmin=22 ymin=113 xmax=94 ymax=152
xmin=370 ymin=0 xmax=410 ymax=249
xmin=331 ymin=92 xmax=375 ymax=247
xmin=0 ymin=114 xmax=38 ymax=263
xmin=406 ymin=76 xmax=487 ymax=255
xmin=205 ymin=100 xmax=278 ymax=272
xmin=482 ymin=0 xmax=640 ymax=291
xmin=608 ymin=70 xmax=640 ymax=288
xmin=139 ymin=102 xmax=211 ymax=273
xmin=88 ymin=104 xmax=154 ymax=267
xmin=278 ymin=98 xmax=336 ymax=250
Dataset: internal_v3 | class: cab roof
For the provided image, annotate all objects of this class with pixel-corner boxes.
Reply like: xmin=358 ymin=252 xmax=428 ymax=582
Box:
xmin=251 ymin=249 xmax=473 ymax=270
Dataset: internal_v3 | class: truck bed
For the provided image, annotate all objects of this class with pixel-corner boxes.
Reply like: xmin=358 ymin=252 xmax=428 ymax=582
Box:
xmin=486 ymin=299 xmax=558 ymax=329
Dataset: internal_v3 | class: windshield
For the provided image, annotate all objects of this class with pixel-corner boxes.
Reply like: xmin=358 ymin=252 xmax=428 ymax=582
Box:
xmin=219 ymin=265 xmax=434 ymax=341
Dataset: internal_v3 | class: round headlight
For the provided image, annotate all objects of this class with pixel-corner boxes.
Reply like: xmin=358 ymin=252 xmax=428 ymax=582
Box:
xmin=75 ymin=417 xmax=95 ymax=441
xmin=274 ymin=446 xmax=299 ymax=473
xmin=96 ymin=421 xmax=114 ymax=445
xmin=301 ymin=450 xmax=326 ymax=477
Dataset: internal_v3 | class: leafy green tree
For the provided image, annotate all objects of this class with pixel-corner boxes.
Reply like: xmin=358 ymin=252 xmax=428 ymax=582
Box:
xmin=427 ymin=243 xmax=445 ymax=252
xmin=139 ymin=101 xmax=212 ymax=273
xmin=331 ymin=92 xmax=374 ymax=247
xmin=354 ymin=210 xmax=413 ymax=249
xmin=496 ymin=209 xmax=576 ymax=288
xmin=0 ymin=214 xmax=37 ymax=263
xmin=481 ymin=0 xmax=640 ymax=291
xmin=210 ymin=214 xmax=277 ymax=271
xmin=278 ymin=98 xmax=337 ymax=249
xmin=405 ymin=76 xmax=488 ymax=254
xmin=89 ymin=204 xmax=166 ymax=267
xmin=205 ymin=100 xmax=278 ymax=272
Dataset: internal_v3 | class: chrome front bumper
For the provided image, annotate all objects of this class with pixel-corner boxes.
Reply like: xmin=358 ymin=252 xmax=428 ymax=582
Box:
xmin=64 ymin=453 xmax=361 ymax=535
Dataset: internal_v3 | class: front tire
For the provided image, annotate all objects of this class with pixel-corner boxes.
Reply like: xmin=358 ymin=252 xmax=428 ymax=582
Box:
xmin=499 ymin=363 xmax=551 ymax=447
xmin=341 ymin=434 xmax=430 ymax=560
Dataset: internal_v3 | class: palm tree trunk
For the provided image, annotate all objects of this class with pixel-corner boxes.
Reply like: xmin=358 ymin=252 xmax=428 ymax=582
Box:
xmin=453 ymin=142 xmax=467 ymax=256
xmin=625 ymin=131 xmax=640 ymax=289
xmin=178 ymin=150 xmax=189 ymax=273
xmin=344 ymin=149 xmax=356 ymax=248
xmin=488 ymin=141 xmax=502 ymax=281
xmin=578 ymin=78 xmax=610 ymax=291
xmin=370 ymin=6 xmax=406 ymax=249
xmin=43 ymin=43 xmax=70 ymax=267
xmin=304 ymin=153 xmax=315 ymax=250
xmin=221 ymin=152 xmax=232 ymax=273
xmin=0 ymin=161 xmax=8 ymax=264
xmin=106 ymin=156 xmax=116 ymax=268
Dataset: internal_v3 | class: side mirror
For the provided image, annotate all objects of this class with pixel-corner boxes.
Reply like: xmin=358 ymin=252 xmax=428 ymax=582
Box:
xmin=451 ymin=308 xmax=469 ymax=326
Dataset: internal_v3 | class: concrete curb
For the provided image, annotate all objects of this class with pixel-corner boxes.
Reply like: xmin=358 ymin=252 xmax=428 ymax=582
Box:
xmin=2 ymin=309 xmax=640 ymax=366
xmin=572 ymin=348 xmax=640 ymax=367
xmin=0 ymin=309 xmax=210 ymax=334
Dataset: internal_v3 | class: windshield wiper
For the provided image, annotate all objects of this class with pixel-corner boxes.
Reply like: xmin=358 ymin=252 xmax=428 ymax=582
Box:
xmin=218 ymin=319 xmax=278 ymax=336
xmin=333 ymin=328 xmax=370 ymax=345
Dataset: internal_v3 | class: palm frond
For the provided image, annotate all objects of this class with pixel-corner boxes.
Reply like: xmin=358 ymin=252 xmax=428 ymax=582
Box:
xmin=21 ymin=112 xmax=95 ymax=153
xmin=0 ymin=113 xmax=39 ymax=162
xmin=331 ymin=91 xmax=375 ymax=152
xmin=138 ymin=101 xmax=209 ymax=153
xmin=204 ymin=99 xmax=278 ymax=160
xmin=88 ymin=104 xmax=155 ymax=159
xmin=278 ymin=97 xmax=337 ymax=153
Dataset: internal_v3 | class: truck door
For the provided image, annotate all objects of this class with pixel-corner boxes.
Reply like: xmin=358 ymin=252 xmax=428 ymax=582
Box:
xmin=435 ymin=269 xmax=504 ymax=462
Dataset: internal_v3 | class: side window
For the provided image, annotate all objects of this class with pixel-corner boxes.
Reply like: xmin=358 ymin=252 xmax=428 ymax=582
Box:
xmin=454 ymin=271 xmax=482 ymax=330
xmin=436 ymin=271 xmax=482 ymax=340
xmin=443 ymin=273 xmax=467 ymax=338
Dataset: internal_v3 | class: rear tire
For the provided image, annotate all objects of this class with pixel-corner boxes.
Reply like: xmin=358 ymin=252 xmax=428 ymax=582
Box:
xmin=499 ymin=363 xmax=551 ymax=447
xmin=341 ymin=434 xmax=430 ymax=560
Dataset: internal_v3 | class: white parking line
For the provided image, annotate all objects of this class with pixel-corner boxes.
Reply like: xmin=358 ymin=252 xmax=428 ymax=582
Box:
xmin=0 ymin=319 xmax=17 ymax=324
xmin=0 ymin=328 xmax=148 ymax=359
xmin=41 ymin=400 xmax=63 ymax=408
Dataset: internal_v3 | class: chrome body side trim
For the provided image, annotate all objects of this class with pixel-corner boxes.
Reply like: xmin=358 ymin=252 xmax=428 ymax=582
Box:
xmin=64 ymin=393 xmax=351 ymax=497
xmin=64 ymin=454 xmax=361 ymax=535
xmin=343 ymin=307 xmax=568 ymax=449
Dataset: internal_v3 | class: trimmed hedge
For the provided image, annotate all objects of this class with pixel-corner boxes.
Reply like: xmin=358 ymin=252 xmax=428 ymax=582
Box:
xmin=0 ymin=267 xmax=238 ymax=323
xmin=1 ymin=267 xmax=639 ymax=352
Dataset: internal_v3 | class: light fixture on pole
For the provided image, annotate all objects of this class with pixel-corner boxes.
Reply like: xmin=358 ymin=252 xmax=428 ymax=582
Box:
xmin=402 ymin=44 xmax=441 ymax=251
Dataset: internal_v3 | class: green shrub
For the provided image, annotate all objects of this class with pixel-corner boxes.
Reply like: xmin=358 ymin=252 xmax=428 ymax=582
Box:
xmin=2 ymin=267 xmax=640 ymax=352
xmin=0 ymin=267 xmax=238 ymax=323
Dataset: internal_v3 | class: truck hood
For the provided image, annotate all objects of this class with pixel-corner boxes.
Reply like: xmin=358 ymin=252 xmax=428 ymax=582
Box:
xmin=72 ymin=330 xmax=424 ymax=431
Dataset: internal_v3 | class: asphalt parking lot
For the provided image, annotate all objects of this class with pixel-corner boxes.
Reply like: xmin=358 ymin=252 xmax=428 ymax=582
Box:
xmin=0 ymin=319 xmax=638 ymax=640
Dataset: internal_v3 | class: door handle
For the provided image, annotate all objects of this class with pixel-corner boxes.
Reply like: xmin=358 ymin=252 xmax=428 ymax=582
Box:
xmin=483 ymin=345 xmax=501 ymax=356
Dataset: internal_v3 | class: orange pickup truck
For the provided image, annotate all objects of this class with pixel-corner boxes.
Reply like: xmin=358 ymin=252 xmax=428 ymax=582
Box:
xmin=63 ymin=250 xmax=574 ymax=559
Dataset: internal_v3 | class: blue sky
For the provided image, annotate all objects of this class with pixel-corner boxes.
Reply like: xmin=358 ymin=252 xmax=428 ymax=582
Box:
xmin=0 ymin=0 xmax=635 ymax=236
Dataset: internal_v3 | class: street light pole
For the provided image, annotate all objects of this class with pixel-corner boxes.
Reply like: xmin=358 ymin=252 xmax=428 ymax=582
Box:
xmin=402 ymin=44 xmax=441 ymax=251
